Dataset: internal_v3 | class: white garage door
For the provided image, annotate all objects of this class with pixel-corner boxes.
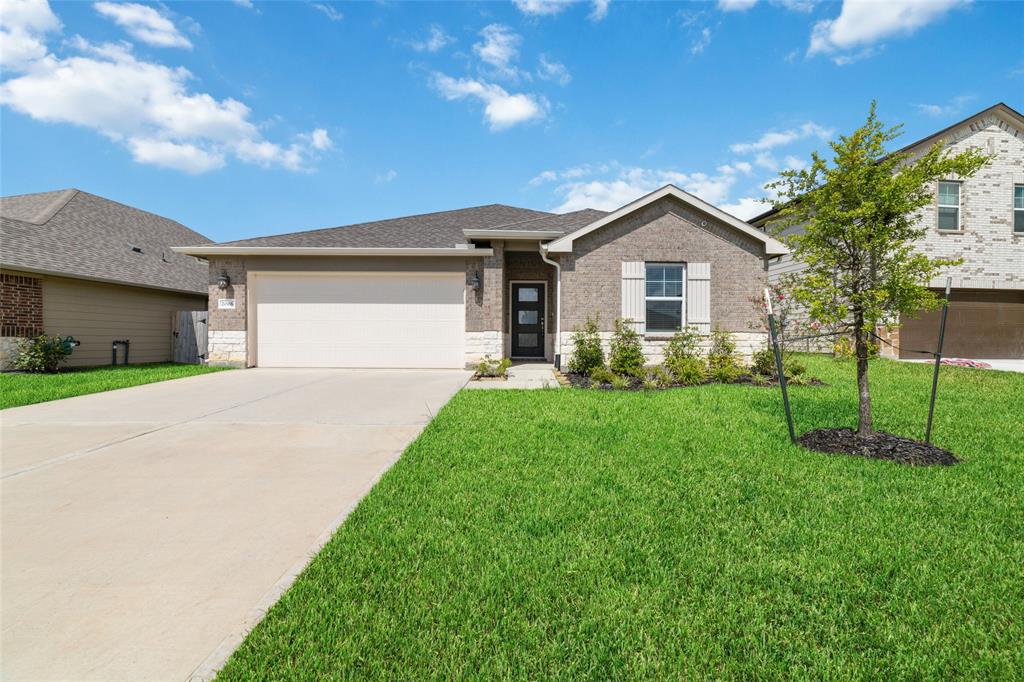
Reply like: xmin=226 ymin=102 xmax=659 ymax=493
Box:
xmin=253 ymin=272 xmax=465 ymax=368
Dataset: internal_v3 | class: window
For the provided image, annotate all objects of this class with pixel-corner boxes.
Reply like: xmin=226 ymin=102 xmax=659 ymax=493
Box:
xmin=645 ymin=263 xmax=684 ymax=333
xmin=1014 ymin=185 xmax=1024 ymax=234
xmin=937 ymin=181 xmax=961 ymax=231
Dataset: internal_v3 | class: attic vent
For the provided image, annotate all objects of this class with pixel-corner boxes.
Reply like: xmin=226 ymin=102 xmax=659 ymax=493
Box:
xmin=128 ymin=243 xmax=143 ymax=254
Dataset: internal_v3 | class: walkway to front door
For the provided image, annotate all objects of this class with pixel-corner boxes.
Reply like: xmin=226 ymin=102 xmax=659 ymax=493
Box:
xmin=511 ymin=282 xmax=545 ymax=359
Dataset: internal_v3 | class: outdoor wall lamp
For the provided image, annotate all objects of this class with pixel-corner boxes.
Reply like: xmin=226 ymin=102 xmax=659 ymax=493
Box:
xmin=217 ymin=272 xmax=231 ymax=290
xmin=469 ymin=272 xmax=481 ymax=291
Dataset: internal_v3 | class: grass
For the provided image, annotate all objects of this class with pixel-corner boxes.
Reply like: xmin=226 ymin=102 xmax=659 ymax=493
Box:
xmin=219 ymin=355 xmax=1024 ymax=680
xmin=0 ymin=362 xmax=230 ymax=409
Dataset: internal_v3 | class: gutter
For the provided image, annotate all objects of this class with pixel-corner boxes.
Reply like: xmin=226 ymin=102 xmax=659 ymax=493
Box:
xmin=170 ymin=246 xmax=495 ymax=257
xmin=538 ymin=243 xmax=562 ymax=370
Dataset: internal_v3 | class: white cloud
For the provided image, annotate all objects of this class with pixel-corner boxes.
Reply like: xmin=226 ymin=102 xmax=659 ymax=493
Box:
xmin=411 ymin=24 xmax=453 ymax=53
xmin=430 ymin=72 xmax=546 ymax=131
xmin=589 ymin=0 xmax=610 ymax=21
xmin=513 ymin=0 xmax=573 ymax=17
xmin=0 ymin=28 xmax=332 ymax=173
xmin=914 ymin=95 xmax=975 ymax=117
xmin=754 ymin=152 xmax=777 ymax=170
xmin=808 ymin=0 xmax=966 ymax=63
xmin=0 ymin=0 xmax=61 ymax=70
xmin=127 ymin=138 xmax=224 ymax=173
xmin=691 ymin=27 xmax=711 ymax=55
xmin=730 ymin=121 xmax=833 ymax=153
xmin=310 ymin=3 xmax=343 ymax=22
xmin=232 ymin=0 xmax=254 ymax=7
xmin=536 ymin=54 xmax=571 ymax=86
xmin=539 ymin=163 xmax=743 ymax=213
xmin=719 ymin=196 xmax=769 ymax=220
xmin=473 ymin=24 xmax=523 ymax=80
xmin=93 ymin=2 xmax=192 ymax=49
xmin=718 ymin=0 xmax=758 ymax=11
xmin=375 ymin=169 xmax=398 ymax=184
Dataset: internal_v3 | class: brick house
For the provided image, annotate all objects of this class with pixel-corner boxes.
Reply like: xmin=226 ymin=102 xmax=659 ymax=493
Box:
xmin=172 ymin=185 xmax=788 ymax=369
xmin=750 ymin=102 xmax=1024 ymax=360
xmin=0 ymin=189 xmax=209 ymax=367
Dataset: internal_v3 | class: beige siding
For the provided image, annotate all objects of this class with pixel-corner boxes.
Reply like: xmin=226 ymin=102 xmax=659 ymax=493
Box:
xmin=42 ymin=276 xmax=206 ymax=366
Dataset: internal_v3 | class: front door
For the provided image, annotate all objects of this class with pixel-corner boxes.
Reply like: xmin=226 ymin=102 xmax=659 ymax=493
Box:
xmin=511 ymin=283 xmax=545 ymax=358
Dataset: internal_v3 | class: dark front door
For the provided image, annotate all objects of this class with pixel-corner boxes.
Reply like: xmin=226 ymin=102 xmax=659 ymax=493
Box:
xmin=511 ymin=283 xmax=545 ymax=358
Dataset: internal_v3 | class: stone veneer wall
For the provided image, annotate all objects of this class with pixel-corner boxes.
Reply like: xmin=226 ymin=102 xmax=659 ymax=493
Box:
xmin=206 ymin=258 xmax=248 ymax=365
xmin=559 ymin=331 xmax=767 ymax=368
xmin=1 ymin=272 xmax=44 ymax=369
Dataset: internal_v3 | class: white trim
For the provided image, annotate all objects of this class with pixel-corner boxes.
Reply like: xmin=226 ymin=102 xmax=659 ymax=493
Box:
xmin=508 ymin=279 xmax=547 ymax=360
xmin=545 ymin=185 xmax=790 ymax=256
xmin=643 ymin=262 xmax=686 ymax=335
xmin=937 ymin=180 xmax=962 ymax=232
xmin=171 ymin=246 xmax=495 ymax=257
xmin=462 ymin=230 xmax=564 ymax=239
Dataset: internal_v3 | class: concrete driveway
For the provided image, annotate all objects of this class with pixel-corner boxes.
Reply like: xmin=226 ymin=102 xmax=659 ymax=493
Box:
xmin=1 ymin=368 xmax=469 ymax=681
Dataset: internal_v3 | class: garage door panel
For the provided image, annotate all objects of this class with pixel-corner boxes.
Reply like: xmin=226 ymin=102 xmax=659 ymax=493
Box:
xmin=254 ymin=273 xmax=465 ymax=368
xmin=900 ymin=290 xmax=1024 ymax=360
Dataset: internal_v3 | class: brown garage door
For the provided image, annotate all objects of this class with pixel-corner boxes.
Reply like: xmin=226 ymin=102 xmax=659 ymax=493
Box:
xmin=899 ymin=289 xmax=1024 ymax=359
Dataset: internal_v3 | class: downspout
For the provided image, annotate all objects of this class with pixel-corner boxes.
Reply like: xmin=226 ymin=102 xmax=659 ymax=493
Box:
xmin=538 ymin=243 xmax=562 ymax=370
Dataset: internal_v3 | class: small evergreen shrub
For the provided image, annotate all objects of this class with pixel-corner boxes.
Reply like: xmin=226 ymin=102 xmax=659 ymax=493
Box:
xmin=475 ymin=355 xmax=511 ymax=378
xmin=663 ymin=326 xmax=702 ymax=364
xmin=568 ymin=315 xmax=604 ymax=375
xmin=14 ymin=335 xmax=76 ymax=373
xmin=666 ymin=356 xmax=708 ymax=386
xmin=609 ymin=318 xmax=645 ymax=377
xmin=710 ymin=361 xmax=744 ymax=384
xmin=751 ymin=347 xmax=776 ymax=376
xmin=708 ymin=328 xmax=742 ymax=373
xmin=589 ymin=366 xmax=616 ymax=385
xmin=785 ymin=358 xmax=807 ymax=378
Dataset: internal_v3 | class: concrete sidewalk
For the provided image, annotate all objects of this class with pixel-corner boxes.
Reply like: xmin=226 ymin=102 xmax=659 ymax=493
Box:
xmin=1 ymin=368 xmax=469 ymax=681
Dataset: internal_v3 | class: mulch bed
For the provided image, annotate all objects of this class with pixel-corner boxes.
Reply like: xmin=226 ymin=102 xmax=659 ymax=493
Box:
xmin=563 ymin=372 xmax=825 ymax=391
xmin=798 ymin=427 xmax=959 ymax=466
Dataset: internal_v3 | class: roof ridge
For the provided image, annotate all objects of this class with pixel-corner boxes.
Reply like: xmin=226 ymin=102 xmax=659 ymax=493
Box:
xmin=215 ymin=203 xmax=550 ymax=246
xmin=71 ymin=190 xmax=209 ymax=241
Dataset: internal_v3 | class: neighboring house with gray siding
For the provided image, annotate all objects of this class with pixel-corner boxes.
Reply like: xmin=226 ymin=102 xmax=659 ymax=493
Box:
xmin=750 ymin=102 xmax=1024 ymax=360
xmin=1 ymin=189 xmax=210 ymax=367
xmin=173 ymin=185 xmax=788 ymax=369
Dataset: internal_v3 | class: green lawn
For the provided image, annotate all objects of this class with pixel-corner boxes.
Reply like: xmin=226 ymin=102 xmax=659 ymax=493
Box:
xmin=219 ymin=356 xmax=1023 ymax=680
xmin=0 ymin=363 xmax=230 ymax=409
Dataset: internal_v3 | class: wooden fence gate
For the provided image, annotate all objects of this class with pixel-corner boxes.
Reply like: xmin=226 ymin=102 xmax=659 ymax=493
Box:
xmin=172 ymin=310 xmax=208 ymax=364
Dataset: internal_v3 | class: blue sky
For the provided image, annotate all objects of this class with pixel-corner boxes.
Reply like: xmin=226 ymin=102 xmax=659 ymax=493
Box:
xmin=1 ymin=0 xmax=1021 ymax=242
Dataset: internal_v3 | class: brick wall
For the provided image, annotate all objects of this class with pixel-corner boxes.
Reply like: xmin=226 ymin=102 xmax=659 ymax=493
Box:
xmin=207 ymin=258 xmax=247 ymax=332
xmin=0 ymin=272 xmax=43 ymax=336
xmin=560 ymin=195 xmax=768 ymax=334
xmin=465 ymin=241 xmax=504 ymax=332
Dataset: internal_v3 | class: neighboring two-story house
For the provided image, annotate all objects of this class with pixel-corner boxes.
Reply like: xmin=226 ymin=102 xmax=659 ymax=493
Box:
xmin=750 ymin=102 xmax=1024 ymax=360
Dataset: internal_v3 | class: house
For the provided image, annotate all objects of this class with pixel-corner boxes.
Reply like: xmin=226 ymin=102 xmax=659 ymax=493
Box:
xmin=750 ymin=102 xmax=1024 ymax=360
xmin=0 ymin=189 xmax=211 ymax=367
xmin=172 ymin=185 xmax=788 ymax=369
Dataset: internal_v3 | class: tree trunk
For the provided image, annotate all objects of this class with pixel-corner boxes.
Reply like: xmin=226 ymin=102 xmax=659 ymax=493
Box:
xmin=853 ymin=316 xmax=873 ymax=437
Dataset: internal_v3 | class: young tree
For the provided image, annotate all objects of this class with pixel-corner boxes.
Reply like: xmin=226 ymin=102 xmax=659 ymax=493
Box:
xmin=766 ymin=102 xmax=989 ymax=437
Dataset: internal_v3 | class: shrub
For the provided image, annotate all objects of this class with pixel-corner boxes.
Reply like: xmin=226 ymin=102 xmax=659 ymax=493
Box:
xmin=589 ymin=366 xmax=616 ymax=386
xmin=751 ymin=347 xmax=776 ymax=376
xmin=708 ymin=328 xmax=742 ymax=371
xmin=647 ymin=365 xmax=674 ymax=389
xmin=666 ymin=356 xmax=708 ymax=386
xmin=567 ymin=315 xmax=604 ymax=375
xmin=609 ymin=318 xmax=645 ymax=377
xmin=711 ymin=362 xmax=745 ymax=384
xmin=14 ymin=335 xmax=76 ymax=373
xmin=663 ymin=326 xmax=701 ymax=364
xmin=475 ymin=355 xmax=511 ymax=378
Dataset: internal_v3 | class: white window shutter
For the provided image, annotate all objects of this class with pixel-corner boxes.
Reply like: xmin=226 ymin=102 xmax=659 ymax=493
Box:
xmin=686 ymin=262 xmax=711 ymax=334
xmin=621 ymin=261 xmax=646 ymax=334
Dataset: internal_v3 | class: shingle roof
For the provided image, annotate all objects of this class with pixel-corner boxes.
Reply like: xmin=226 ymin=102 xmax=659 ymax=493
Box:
xmin=210 ymin=204 xmax=569 ymax=249
xmin=1 ymin=189 xmax=211 ymax=294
